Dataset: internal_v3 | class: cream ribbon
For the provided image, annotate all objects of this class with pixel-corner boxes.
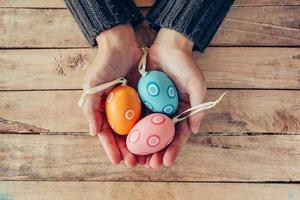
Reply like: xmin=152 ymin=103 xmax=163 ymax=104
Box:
xmin=138 ymin=47 xmax=149 ymax=75
xmin=78 ymin=77 xmax=127 ymax=108
xmin=173 ymin=92 xmax=229 ymax=123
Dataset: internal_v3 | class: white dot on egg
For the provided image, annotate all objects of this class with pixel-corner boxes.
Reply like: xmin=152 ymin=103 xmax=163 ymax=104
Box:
xmin=151 ymin=115 xmax=165 ymax=125
xmin=125 ymin=109 xmax=135 ymax=120
xmin=145 ymin=102 xmax=153 ymax=110
xmin=129 ymin=130 xmax=140 ymax=143
xmin=108 ymin=119 xmax=114 ymax=130
xmin=168 ymin=86 xmax=176 ymax=98
xmin=107 ymin=92 xmax=114 ymax=103
xmin=147 ymin=82 xmax=159 ymax=96
xmin=147 ymin=135 xmax=160 ymax=147
xmin=163 ymin=105 xmax=174 ymax=114
xmin=136 ymin=94 xmax=141 ymax=104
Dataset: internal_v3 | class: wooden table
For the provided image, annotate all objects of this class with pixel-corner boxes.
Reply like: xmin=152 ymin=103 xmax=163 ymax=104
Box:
xmin=0 ymin=0 xmax=300 ymax=199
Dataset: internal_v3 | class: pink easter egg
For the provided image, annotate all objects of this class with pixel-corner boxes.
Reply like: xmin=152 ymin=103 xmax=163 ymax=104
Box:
xmin=126 ymin=113 xmax=175 ymax=155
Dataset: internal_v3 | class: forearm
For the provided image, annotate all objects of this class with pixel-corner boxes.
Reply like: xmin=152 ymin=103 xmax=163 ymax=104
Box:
xmin=147 ymin=0 xmax=235 ymax=52
xmin=96 ymin=24 xmax=139 ymax=48
xmin=153 ymin=28 xmax=194 ymax=53
xmin=65 ymin=0 xmax=143 ymax=46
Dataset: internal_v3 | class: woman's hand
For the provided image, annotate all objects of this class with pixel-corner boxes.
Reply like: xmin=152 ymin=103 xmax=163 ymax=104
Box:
xmin=82 ymin=24 xmax=145 ymax=167
xmin=145 ymin=28 xmax=207 ymax=169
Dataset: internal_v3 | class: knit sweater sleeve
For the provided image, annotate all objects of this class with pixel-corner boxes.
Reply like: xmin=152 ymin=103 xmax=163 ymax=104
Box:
xmin=147 ymin=0 xmax=235 ymax=52
xmin=65 ymin=0 xmax=143 ymax=46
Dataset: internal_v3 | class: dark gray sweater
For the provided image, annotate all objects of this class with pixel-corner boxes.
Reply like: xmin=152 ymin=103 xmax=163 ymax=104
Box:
xmin=65 ymin=0 xmax=234 ymax=51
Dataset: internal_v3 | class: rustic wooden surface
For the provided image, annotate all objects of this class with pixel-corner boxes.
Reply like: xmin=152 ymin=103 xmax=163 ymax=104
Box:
xmin=0 ymin=182 xmax=300 ymax=200
xmin=0 ymin=0 xmax=299 ymax=199
xmin=0 ymin=6 xmax=299 ymax=48
xmin=1 ymin=48 xmax=300 ymax=90
xmin=1 ymin=134 xmax=300 ymax=181
xmin=1 ymin=90 xmax=299 ymax=134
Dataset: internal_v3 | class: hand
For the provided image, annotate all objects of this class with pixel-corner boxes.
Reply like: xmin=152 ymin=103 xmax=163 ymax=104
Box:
xmin=145 ymin=28 xmax=207 ymax=169
xmin=82 ymin=24 xmax=145 ymax=167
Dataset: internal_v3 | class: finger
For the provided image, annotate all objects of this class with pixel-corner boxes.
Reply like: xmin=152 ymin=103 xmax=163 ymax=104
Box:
xmin=187 ymin=75 xmax=207 ymax=133
xmin=149 ymin=149 xmax=165 ymax=169
xmin=144 ymin=155 xmax=152 ymax=169
xmin=82 ymin=94 xmax=103 ymax=136
xmin=136 ymin=155 xmax=146 ymax=166
xmin=115 ymin=135 xmax=137 ymax=168
xmin=98 ymin=120 xmax=121 ymax=165
xmin=163 ymin=121 xmax=189 ymax=167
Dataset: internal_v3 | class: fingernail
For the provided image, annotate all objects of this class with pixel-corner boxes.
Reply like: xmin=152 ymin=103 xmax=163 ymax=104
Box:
xmin=89 ymin=123 xmax=96 ymax=136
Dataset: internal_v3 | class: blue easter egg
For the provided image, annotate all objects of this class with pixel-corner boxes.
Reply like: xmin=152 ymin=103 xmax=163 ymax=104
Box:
xmin=138 ymin=71 xmax=178 ymax=115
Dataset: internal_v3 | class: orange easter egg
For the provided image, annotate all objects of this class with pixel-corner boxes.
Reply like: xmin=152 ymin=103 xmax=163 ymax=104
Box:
xmin=105 ymin=85 xmax=141 ymax=135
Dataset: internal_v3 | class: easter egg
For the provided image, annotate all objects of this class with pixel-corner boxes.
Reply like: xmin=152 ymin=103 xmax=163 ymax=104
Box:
xmin=138 ymin=71 xmax=178 ymax=116
xmin=105 ymin=85 xmax=141 ymax=135
xmin=126 ymin=113 xmax=175 ymax=155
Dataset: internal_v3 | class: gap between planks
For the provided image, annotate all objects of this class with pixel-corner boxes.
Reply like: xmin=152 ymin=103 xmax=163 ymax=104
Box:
xmin=0 ymin=7 xmax=299 ymax=48
xmin=1 ymin=47 xmax=299 ymax=90
xmin=1 ymin=90 xmax=300 ymax=134
xmin=1 ymin=134 xmax=300 ymax=182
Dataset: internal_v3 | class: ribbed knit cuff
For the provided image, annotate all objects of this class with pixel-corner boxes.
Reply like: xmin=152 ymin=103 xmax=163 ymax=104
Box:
xmin=147 ymin=0 xmax=234 ymax=52
xmin=65 ymin=0 xmax=144 ymax=46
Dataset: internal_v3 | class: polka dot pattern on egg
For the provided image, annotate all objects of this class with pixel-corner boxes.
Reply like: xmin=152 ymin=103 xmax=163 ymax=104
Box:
xmin=126 ymin=113 xmax=175 ymax=155
xmin=105 ymin=85 xmax=141 ymax=135
xmin=167 ymin=86 xmax=176 ymax=98
xmin=137 ymin=71 xmax=178 ymax=116
xmin=129 ymin=130 xmax=140 ymax=144
xmin=151 ymin=115 xmax=166 ymax=125
xmin=125 ymin=109 xmax=135 ymax=120
xmin=108 ymin=119 xmax=114 ymax=130
xmin=106 ymin=92 xmax=114 ymax=103
xmin=163 ymin=105 xmax=174 ymax=114
xmin=136 ymin=94 xmax=141 ymax=104
xmin=144 ymin=101 xmax=153 ymax=110
xmin=147 ymin=82 xmax=160 ymax=97
xmin=147 ymin=135 xmax=160 ymax=147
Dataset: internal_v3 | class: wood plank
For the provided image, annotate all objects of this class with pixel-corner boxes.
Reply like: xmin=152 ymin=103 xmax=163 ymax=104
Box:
xmin=214 ymin=6 xmax=300 ymax=46
xmin=0 ymin=182 xmax=300 ymax=200
xmin=0 ymin=90 xmax=299 ymax=134
xmin=1 ymin=134 xmax=300 ymax=181
xmin=194 ymin=48 xmax=300 ymax=89
xmin=0 ymin=0 xmax=299 ymax=8
xmin=1 ymin=48 xmax=300 ymax=90
xmin=236 ymin=0 xmax=300 ymax=6
xmin=0 ymin=0 xmax=154 ymax=8
xmin=0 ymin=7 xmax=299 ymax=48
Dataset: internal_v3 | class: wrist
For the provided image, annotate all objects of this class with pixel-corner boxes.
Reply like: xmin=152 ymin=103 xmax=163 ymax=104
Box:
xmin=153 ymin=28 xmax=194 ymax=53
xmin=96 ymin=24 xmax=139 ymax=48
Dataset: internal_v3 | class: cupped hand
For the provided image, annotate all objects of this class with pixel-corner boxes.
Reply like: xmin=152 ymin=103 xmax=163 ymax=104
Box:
xmin=82 ymin=24 xmax=145 ymax=167
xmin=145 ymin=28 xmax=207 ymax=169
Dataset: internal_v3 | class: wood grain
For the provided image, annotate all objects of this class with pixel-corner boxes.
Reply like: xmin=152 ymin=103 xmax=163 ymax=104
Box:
xmin=0 ymin=182 xmax=300 ymax=200
xmin=0 ymin=0 xmax=299 ymax=197
xmin=1 ymin=134 xmax=300 ymax=181
xmin=1 ymin=48 xmax=300 ymax=90
xmin=0 ymin=90 xmax=299 ymax=134
xmin=0 ymin=6 xmax=299 ymax=48
xmin=0 ymin=0 xmax=154 ymax=8
xmin=1 ymin=0 xmax=300 ymax=8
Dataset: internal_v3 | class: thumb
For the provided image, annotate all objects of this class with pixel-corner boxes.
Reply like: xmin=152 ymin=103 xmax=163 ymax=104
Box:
xmin=187 ymin=76 xmax=207 ymax=133
xmin=82 ymin=94 xmax=104 ymax=136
